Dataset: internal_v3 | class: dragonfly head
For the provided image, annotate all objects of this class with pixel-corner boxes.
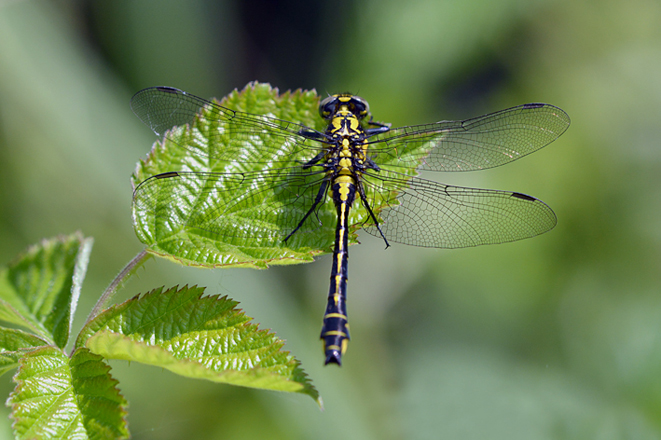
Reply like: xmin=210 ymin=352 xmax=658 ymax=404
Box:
xmin=319 ymin=94 xmax=370 ymax=120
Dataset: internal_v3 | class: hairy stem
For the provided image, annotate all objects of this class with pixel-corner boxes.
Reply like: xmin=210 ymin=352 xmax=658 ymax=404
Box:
xmin=81 ymin=250 xmax=151 ymax=332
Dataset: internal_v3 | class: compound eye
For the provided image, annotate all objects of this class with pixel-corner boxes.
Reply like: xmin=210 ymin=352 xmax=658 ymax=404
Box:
xmin=319 ymin=95 xmax=338 ymax=119
xmin=350 ymin=96 xmax=369 ymax=119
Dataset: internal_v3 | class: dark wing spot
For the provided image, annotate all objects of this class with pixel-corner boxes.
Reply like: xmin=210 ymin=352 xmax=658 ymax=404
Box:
xmin=155 ymin=86 xmax=181 ymax=94
xmin=511 ymin=192 xmax=536 ymax=201
xmin=522 ymin=103 xmax=545 ymax=109
xmin=155 ymin=171 xmax=180 ymax=179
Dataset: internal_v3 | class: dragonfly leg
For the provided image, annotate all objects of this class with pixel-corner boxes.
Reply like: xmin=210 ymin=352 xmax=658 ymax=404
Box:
xmin=301 ymin=150 xmax=326 ymax=169
xmin=356 ymin=180 xmax=390 ymax=248
xmin=365 ymin=118 xmax=391 ymax=136
xmin=284 ymin=179 xmax=329 ymax=242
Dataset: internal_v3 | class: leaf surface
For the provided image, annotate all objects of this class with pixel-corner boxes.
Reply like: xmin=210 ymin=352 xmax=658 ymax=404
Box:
xmin=0 ymin=327 xmax=49 ymax=376
xmin=0 ymin=232 xmax=93 ymax=347
xmin=8 ymin=346 xmax=128 ymax=440
xmin=77 ymin=285 xmax=320 ymax=405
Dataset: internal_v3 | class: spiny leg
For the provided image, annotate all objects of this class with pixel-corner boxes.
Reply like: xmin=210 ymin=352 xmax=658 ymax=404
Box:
xmin=283 ymin=179 xmax=329 ymax=243
xmin=356 ymin=176 xmax=390 ymax=249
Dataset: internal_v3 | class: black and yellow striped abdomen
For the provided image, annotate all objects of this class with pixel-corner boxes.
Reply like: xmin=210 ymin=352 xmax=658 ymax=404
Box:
xmin=321 ymin=176 xmax=356 ymax=365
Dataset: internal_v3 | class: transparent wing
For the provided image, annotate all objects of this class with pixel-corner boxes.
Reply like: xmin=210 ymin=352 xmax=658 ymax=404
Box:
xmin=361 ymin=171 xmax=557 ymax=248
xmin=368 ymin=103 xmax=570 ymax=172
xmin=131 ymin=86 xmax=326 ymax=166
xmin=132 ymin=168 xmax=337 ymax=250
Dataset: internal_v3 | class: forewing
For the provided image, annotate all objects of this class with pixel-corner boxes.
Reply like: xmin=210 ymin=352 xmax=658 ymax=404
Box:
xmin=131 ymin=86 xmax=326 ymax=167
xmin=361 ymin=171 xmax=557 ymax=248
xmin=368 ymin=103 xmax=570 ymax=172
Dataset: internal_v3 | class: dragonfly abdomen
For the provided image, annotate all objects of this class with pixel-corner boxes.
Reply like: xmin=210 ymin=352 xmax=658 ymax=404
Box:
xmin=321 ymin=177 xmax=356 ymax=365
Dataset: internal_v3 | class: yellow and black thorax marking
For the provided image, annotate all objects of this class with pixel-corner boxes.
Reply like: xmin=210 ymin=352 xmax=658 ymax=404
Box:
xmin=322 ymin=93 xmax=371 ymax=179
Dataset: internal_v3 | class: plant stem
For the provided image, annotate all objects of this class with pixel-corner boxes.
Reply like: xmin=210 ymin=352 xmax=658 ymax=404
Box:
xmin=82 ymin=250 xmax=151 ymax=330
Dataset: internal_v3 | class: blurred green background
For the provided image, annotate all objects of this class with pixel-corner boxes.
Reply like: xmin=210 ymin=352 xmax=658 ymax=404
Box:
xmin=1 ymin=0 xmax=661 ymax=438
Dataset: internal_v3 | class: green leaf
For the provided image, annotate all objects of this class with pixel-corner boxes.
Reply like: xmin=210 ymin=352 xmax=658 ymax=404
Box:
xmin=0 ymin=233 xmax=93 ymax=347
xmin=8 ymin=346 xmax=128 ymax=440
xmin=132 ymin=82 xmax=348 ymax=268
xmin=0 ymin=327 xmax=49 ymax=376
xmin=76 ymin=285 xmax=321 ymax=405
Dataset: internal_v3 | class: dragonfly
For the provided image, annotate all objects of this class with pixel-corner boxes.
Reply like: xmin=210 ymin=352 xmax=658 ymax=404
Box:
xmin=131 ymin=85 xmax=570 ymax=365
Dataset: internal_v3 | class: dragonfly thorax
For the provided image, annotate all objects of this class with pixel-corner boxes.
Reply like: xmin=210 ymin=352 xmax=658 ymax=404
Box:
xmin=324 ymin=120 xmax=369 ymax=178
xmin=317 ymin=94 xmax=370 ymax=182
xmin=327 ymin=111 xmax=365 ymax=139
